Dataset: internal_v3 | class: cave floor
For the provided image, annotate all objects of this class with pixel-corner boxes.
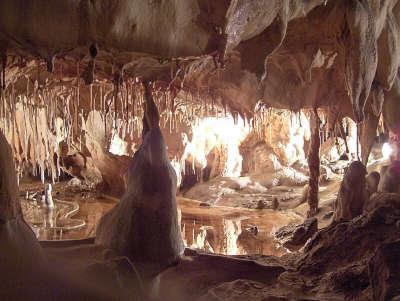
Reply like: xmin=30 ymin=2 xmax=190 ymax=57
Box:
xmin=19 ymin=173 xmax=343 ymax=256
xmin=17 ymin=166 xmax=389 ymax=300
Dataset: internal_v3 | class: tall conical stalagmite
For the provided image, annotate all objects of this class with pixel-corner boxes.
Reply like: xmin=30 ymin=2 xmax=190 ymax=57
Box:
xmin=96 ymin=82 xmax=184 ymax=269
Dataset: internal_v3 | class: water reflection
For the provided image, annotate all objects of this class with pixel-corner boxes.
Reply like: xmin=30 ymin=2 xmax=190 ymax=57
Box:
xmin=20 ymin=186 xmax=301 ymax=257
xmin=22 ymin=198 xmax=86 ymax=240
xmin=179 ymin=198 xmax=300 ymax=256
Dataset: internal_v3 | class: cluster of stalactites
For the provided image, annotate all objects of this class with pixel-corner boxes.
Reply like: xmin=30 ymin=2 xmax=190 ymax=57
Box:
xmin=0 ymin=75 xmax=240 ymax=184
xmin=251 ymin=105 xmax=364 ymax=158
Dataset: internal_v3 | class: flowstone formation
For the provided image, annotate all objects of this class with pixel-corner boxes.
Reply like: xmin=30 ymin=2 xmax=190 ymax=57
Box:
xmin=96 ymin=83 xmax=184 ymax=269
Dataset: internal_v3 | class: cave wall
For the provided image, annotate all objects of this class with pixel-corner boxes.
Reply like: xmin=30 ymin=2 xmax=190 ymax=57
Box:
xmin=1 ymin=0 xmax=399 ymax=125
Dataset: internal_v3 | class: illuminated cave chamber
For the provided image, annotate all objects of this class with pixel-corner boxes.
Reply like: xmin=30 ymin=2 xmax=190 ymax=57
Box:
xmin=1 ymin=1 xmax=400 ymax=300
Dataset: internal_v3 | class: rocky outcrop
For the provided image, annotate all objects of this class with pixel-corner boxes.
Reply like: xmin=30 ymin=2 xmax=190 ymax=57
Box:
xmin=365 ymin=171 xmax=380 ymax=198
xmin=241 ymin=142 xmax=276 ymax=174
xmin=276 ymin=193 xmax=400 ymax=300
xmin=62 ymin=151 xmax=103 ymax=187
xmin=299 ymin=199 xmax=400 ymax=276
xmin=378 ymin=160 xmax=400 ymax=194
xmin=158 ymin=252 xmax=286 ymax=301
xmin=363 ymin=192 xmax=400 ymax=213
xmin=369 ymin=240 xmax=400 ymax=301
xmin=158 ymin=195 xmax=400 ymax=300
xmin=274 ymin=217 xmax=318 ymax=251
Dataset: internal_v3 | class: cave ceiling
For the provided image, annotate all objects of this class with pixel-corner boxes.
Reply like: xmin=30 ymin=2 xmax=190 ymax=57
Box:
xmin=0 ymin=0 xmax=400 ymax=127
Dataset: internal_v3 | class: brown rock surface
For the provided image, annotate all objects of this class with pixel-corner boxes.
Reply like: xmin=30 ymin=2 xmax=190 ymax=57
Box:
xmin=378 ymin=161 xmax=400 ymax=194
xmin=298 ymin=196 xmax=400 ymax=277
xmin=1 ymin=1 xmax=400 ymax=129
xmin=333 ymin=161 xmax=367 ymax=222
xmin=369 ymin=240 xmax=400 ymax=301
xmin=363 ymin=192 xmax=400 ymax=213
xmin=274 ymin=217 xmax=318 ymax=251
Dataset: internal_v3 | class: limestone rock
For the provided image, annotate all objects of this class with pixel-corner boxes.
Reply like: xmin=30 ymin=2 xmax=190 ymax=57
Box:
xmin=62 ymin=152 xmax=103 ymax=187
xmin=241 ymin=142 xmax=275 ymax=175
xmin=363 ymin=192 xmax=400 ymax=213
xmin=333 ymin=161 xmax=367 ymax=222
xmin=317 ymin=261 xmax=370 ymax=298
xmin=206 ymin=145 xmax=228 ymax=180
xmin=320 ymin=137 xmax=346 ymax=163
xmin=365 ymin=171 xmax=380 ymax=198
xmin=96 ymin=85 xmax=184 ymax=269
xmin=369 ymin=240 xmax=400 ymax=301
xmin=263 ymin=110 xmax=310 ymax=167
xmin=0 ymin=131 xmax=20 ymax=220
xmin=378 ymin=161 xmax=400 ymax=194
xmin=299 ymin=198 xmax=400 ymax=277
xmin=159 ymin=253 xmax=286 ymax=301
xmin=274 ymin=217 xmax=318 ymax=251
xmin=198 ymin=279 xmax=285 ymax=301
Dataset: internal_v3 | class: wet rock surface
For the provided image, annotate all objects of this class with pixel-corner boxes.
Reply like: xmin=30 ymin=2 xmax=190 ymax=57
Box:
xmin=274 ymin=217 xmax=318 ymax=251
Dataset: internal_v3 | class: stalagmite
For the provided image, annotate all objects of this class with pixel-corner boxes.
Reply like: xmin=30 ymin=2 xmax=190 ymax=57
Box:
xmin=307 ymin=108 xmax=321 ymax=217
xmin=96 ymin=81 xmax=184 ymax=269
xmin=333 ymin=161 xmax=367 ymax=222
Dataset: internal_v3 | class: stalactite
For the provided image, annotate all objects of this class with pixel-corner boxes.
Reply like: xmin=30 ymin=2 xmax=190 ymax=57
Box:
xmin=307 ymin=108 xmax=321 ymax=217
xmin=75 ymin=63 xmax=80 ymax=140
xmin=100 ymin=84 xmax=103 ymax=112
xmin=90 ymin=83 xmax=93 ymax=113
xmin=125 ymin=81 xmax=129 ymax=124
xmin=113 ymin=72 xmax=122 ymax=131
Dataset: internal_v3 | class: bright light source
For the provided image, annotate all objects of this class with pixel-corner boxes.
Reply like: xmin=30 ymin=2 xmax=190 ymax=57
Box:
xmin=182 ymin=115 xmax=250 ymax=177
xmin=382 ymin=142 xmax=393 ymax=160
xmin=109 ymin=130 xmax=129 ymax=156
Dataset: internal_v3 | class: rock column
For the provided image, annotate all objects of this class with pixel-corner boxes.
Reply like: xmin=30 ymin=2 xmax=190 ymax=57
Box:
xmin=307 ymin=108 xmax=321 ymax=217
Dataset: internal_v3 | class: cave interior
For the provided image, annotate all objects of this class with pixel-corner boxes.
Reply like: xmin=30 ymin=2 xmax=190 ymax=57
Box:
xmin=0 ymin=1 xmax=400 ymax=300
